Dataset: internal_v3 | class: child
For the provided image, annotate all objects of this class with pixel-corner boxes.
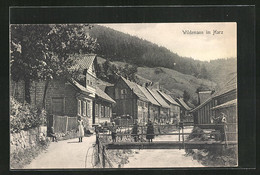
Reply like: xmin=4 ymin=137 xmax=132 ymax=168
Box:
xmin=50 ymin=126 xmax=58 ymax=142
xmin=77 ymin=117 xmax=84 ymax=142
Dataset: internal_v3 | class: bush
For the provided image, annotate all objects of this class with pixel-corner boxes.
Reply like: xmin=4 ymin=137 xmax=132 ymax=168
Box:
xmin=187 ymin=126 xmax=208 ymax=141
xmin=10 ymin=97 xmax=47 ymax=133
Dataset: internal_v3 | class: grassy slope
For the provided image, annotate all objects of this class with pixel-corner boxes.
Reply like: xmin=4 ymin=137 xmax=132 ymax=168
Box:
xmin=97 ymin=57 xmax=217 ymax=101
xmin=136 ymin=67 xmax=216 ymax=100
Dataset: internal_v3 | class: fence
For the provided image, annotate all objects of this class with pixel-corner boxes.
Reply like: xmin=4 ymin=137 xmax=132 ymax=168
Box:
xmin=48 ymin=115 xmax=78 ymax=133
xmin=113 ymin=118 xmax=134 ymax=126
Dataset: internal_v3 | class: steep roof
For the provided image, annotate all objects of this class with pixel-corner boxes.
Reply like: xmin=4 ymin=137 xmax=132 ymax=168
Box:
xmin=190 ymin=74 xmax=237 ymax=113
xmin=69 ymin=79 xmax=91 ymax=95
xmin=211 ymin=99 xmax=237 ymax=110
xmin=96 ymin=87 xmax=116 ymax=103
xmin=189 ymin=97 xmax=212 ymax=113
xmin=176 ymin=98 xmax=191 ymax=111
xmin=146 ymin=88 xmax=170 ymax=108
xmin=212 ymin=75 xmax=237 ymax=98
xmin=121 ymin=77 xmax=149 ymax=102
xmin=137 ymin=85 xmax=161 ymax=106
xmin=157 ymin=90 xmax=180 ymax=106
xmin=70 ymin=54 xmax=97 ymax=70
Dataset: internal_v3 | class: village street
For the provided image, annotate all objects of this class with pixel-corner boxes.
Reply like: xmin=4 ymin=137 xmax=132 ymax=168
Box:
xmin=25 ymin=135 xmax=96 ymax=169
xmin=24 ymin=126 xmax=204 ymax=169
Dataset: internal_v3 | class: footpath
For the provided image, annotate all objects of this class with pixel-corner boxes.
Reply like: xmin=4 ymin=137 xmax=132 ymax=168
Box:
xmin=24 ymin=135 xmax=96 ymax=169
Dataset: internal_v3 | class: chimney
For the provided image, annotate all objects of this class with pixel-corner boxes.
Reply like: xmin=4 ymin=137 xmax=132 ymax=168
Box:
xmin=198 ymin=90 xmax=212 ymax=104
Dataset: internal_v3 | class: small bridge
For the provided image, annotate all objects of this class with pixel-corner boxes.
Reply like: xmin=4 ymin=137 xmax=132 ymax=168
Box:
xmin=95 ymin=123 xmax=237 ymax=168
xmin=97 ymin=123 xmax=237 ymax=150
xmin=105 ymin=141 xmax=237 ymax=150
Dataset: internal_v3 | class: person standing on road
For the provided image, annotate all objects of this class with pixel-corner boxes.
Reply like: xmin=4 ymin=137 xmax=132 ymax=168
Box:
xmin=77 ymin=116 xmax=84 ymax=142
xmin=220 ymin=113 xmax=227 ymax=141
xmin=131 ymin=122 xmax=139 ymax=142
xmin=146 ymin=120 xmax=155 ymax=142
xmin=111 ymin=122 xmax=118 ymax=142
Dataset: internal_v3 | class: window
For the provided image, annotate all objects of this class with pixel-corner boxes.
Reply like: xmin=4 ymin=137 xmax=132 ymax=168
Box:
xmin=52 ymin=98 xmax=64 ymax=115
xmin=78 ymin=99 xmax=81 ymax=115
xmin=87 ymin=101 xmax=91 ymax=117
xmin=82 ymin=101 xmax=86 ymax=116
xmin=95 ymin=104 xmax=99 ymax=117
xmin=101 ymin=106 xmax=104 ymax=117
xmin=104 ymin=106 xmax=107 ymax=118
xmin=121 ymin=89 xmax=127 ymax=99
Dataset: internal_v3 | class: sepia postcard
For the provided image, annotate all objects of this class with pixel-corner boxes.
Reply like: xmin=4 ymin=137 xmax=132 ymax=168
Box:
xmin=8 ymin=6 xmax=255 ymax=171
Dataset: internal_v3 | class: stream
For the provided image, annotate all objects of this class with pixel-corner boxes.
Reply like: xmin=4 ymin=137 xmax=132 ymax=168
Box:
xmin=123 ymin=126 xmax=204 ymax=168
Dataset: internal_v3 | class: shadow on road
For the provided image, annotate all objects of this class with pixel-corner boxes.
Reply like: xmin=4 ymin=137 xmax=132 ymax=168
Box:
xmin=67 ymin=141 xmax=81 ymax=143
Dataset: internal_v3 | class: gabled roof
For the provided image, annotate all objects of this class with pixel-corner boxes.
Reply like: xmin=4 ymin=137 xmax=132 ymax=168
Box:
xmin=96 ymin=87 xmax=116 ymax=103
xmin=189 ymin=97 xmax=212 ymax=113
xmin=70 ymin=54 xmax=97 ymax=70
xmin=212 ymin=75 xmax=237 ymax=98
xmin=157 ymin=90 xmax=180 ymax=106
xmin=176 ymin=98 xmax=191 ymax=111
xmin=190 ymin=74 xmax=237 ymax=113
xmin=137 ymin=85 xmax=161 ymax=106
xmin=121 ymin=77 xmax=149 ymax=102
xmin=211 ymin=99 xmax=237 ymax=110
xmin=69 ymin=79 xmax=91 ymax=95
xmin=146 ymin=88 xmax=170 ymax=108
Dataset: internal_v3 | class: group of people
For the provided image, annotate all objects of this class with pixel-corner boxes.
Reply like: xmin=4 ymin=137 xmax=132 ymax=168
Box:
xmin=111 ymin=120 xmax=155 ymax=143
xmin=131 ymin=120 xmax=155 ymax=142
xmin=49 ymin=116 xmax=85 ymax=143
xmin=49 ymin=116 xmax=156 ymax=144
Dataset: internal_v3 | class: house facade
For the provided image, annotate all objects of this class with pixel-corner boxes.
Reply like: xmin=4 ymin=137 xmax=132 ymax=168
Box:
xmin=107 ymin=76 xmax=150 ymax=125
xmin=137 ymin=85 xmax=161 ymax=123
xmin=146 ymin=88 xmax=170 ymax=124
xmin=157 ymin=90 xmax=181 ymax=124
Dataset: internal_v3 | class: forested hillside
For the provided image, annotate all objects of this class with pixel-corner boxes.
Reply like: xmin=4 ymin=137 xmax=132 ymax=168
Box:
xmin=91 ymin=24 xmax=237 ymax=106
xmin=89 ymin=25 xmax=209 ymax=79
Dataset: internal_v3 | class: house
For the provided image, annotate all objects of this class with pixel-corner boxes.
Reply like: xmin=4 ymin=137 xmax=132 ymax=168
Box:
xmin=157 ymin=90 xmax=181 ymax=123
xmin=94 ymin=86 xmax=115 ymax=124
xmin=137 ymin=85 xmax=161 ymax=123
xmin=11 ymin=54 xmax=116 ymax=129
xmin=146 ymin=88 xmax=171 ymax=124
xmin=106 ymin=76 xmax=150 ymax=125
xmin=72 ymin=54 xmax=116 ymax=126
xmin=175 ymin=97 xmax=192 ymax=122
xmin=190 ymin=75 xmax=237 ymax=126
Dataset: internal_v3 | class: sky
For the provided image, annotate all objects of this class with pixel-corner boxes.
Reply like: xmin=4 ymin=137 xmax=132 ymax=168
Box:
xmin=100 ymin=23 xmax=237 ymax=62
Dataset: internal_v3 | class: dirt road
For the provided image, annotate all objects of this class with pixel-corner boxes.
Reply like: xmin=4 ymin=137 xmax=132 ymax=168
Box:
xmin=24 ymin=135 xmax=96 ymax=169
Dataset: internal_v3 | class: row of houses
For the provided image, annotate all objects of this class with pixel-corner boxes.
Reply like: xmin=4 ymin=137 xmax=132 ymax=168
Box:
xmin=105 ymin=76 xmax=190 ymax=125
xmin=11 ymin=54 xmax=193 ymax=130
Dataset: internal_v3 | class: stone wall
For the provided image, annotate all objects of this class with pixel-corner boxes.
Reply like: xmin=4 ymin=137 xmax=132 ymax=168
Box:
xmin=10 ymin=126 xmax=47 ymax=155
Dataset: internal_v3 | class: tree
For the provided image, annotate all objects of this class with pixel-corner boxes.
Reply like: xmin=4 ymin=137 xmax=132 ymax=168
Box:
xmin=10 ymin=24 xmax=97 ymax=106
xmin=183 ymin=90 xmax=191 ymax=103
